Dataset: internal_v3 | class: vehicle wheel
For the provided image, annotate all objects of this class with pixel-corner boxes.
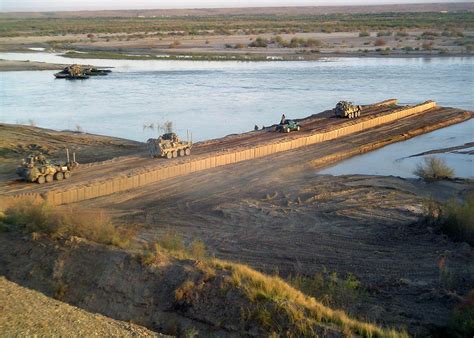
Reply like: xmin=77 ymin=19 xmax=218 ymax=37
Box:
xmin=37 ymin=176 xmax=45 ymax=184
xmin=349 ymin=113 xmax=353 ymax=119
xmin=172 ymin=151 xmax=178 ymax=158
xmin=179 ymin=149 xmax=185 ymax=157
xmin=296 ymin=125 xmax=301 ymax=131
xmin=185 ymin=148 xmax=191 ymax=156
xmin=55 ymin=172 xmax=64 ymax=180
xmin=166 ymin=152 xmax=173 ymax=159
xmin=45 ymin=174 xmax=54 ymax=183
xmin=64 ymin=171 xmax=71 ymax=179
xmin=285 ymin=127 xmax=290 ymax=133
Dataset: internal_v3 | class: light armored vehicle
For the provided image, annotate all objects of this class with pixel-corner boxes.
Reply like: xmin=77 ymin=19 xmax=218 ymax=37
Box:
xmin=54 ymin=64 xmax=111 ymax=79
xmin=16 ymin=150 xmax=79 ymax=184
xmin=334 ymin=101 xmax=362 ymax=119
xmin=147 ymin=133 xmax=192 ymax=159
xmin=276 ymin=120 xmax=301 ymax=133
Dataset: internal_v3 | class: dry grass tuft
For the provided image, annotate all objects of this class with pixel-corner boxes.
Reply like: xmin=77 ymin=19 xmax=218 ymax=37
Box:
xmin=4 ymin=198 xmax=133 ymax=248
xmin=212 ymin=259 xmax=407 ymax=337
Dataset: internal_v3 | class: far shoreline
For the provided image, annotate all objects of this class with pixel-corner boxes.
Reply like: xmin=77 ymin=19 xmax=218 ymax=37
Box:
xmin=1 ymin=50 xmax=473 ymax=72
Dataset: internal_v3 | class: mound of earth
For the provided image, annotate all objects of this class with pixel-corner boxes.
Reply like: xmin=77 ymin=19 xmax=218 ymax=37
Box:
xmin=0 ymin=231 xmax=400 ymax=337
xmin=0 ymin=276 xmax=160 ymax=336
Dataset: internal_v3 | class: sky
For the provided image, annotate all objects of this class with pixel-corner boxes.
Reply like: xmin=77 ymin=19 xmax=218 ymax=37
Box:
xmin=0 ymin=0 xmax=465 ymax=12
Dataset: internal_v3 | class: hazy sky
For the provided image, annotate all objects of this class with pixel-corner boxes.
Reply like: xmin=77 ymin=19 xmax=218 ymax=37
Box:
xmin=0 ymin=0 xmax=465 ymax=12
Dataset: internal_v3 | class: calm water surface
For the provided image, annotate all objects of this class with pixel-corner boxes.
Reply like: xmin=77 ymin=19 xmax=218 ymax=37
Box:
xmin=0 ymin=53 xmax=472 ymax=177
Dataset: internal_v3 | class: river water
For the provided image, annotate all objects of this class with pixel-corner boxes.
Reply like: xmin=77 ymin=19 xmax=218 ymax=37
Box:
xmin=0 ymin=52 xmax=472 ymax=177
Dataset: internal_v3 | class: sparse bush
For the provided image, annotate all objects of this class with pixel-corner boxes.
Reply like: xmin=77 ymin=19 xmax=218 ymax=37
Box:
xmin=86 ymin=33 xmax=95 ymax=39
xmin=374 ymin=38 xmax=387 ymax=46
xmin=189 ymin=240 xmax=207 ymax=259
xmin=422 ymin=41 xmax=434 ymax=51
xmin=422 ymin=195 xmax=473 ymax=245
xmin=414 ymin=157 xmax=454 ymax=181
xmin=396 ymin=31 xmax=409 ymax=37
xmin=159 ymin=230 xmax=185 ymax=252
xmin=440 ymin=197 xmax=474 ymax=245
xmin=377 ymin=31 xmax=392 ymax=37
xmin=249 ymin=36 xmax=268 ymax=47
xmin=421 ymin=31 xmax=440 ymax=39
xmin=4 ymin=199 xmax=133 ymax=248
xmin=205 ymin=39 xmax=209 ymax=44
xmin=234 ymin=43 xmax=245 ymax=49
xmin=224 ymin=43 xmax=233 ymax=48
xmin=289 ymin=271 xmax=365 ymax=312
xmin=447 ymin=290 xmax=474 ymax=337
xmin=169 ymin=40 xmax=181 ymax=48
xmin=158 ymin=120 xmax=173 ymax=133
xmin=359 ymin=31 xmax=370 ymax=37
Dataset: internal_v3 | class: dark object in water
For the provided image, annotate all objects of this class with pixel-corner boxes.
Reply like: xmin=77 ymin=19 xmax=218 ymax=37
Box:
xmin=54 ymin=72 xmax=89 ymax=80
xmin=54 ymin=64 xmax=111 ymax=79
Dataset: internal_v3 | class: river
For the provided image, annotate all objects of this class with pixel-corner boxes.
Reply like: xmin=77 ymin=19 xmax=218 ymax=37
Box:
xmin=0 ymin=52 xmax=472 ymax=177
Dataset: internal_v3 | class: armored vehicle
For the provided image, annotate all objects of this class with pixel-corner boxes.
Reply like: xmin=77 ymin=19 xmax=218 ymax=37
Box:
xmin=334 ymin=101 xmax=362 ymax=119
xmin=16 ymin=150 xmax=79 ymax=184
xmin=54 ymin=64 xmax=111 ymax=79
xmin=276 ymin=120 xmax=301 ymax=133
xmin=147 ymin=133 xmax=192 ymax=159
xmin=83 ymin=66 xmax=112 ymax=76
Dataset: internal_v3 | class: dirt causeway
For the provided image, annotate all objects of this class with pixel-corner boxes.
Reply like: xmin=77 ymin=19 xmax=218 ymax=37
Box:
xmin=1 ymin=100 xmax=471 ymax=203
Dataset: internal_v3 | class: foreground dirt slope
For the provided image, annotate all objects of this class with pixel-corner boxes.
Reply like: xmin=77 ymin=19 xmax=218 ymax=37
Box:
xmin=0 ymin=277 xmax=160 ymax=336
xmin=0 ymin=233 xmax=396 ymax=337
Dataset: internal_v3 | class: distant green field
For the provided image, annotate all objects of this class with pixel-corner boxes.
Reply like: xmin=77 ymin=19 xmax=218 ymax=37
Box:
xmin=0 ymin=12 xmax=473 ymax=37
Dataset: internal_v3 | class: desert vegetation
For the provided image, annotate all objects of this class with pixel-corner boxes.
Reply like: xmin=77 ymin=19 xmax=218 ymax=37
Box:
xmin=1 ymin=198 xmax=133 ymax=248
xmin=0 ymin=12 xmax=472 ymax=38
xmin=414 ymin=156 xmax=454 ymax=181
xmin=422 ymin=195 xmax=474 ymax=246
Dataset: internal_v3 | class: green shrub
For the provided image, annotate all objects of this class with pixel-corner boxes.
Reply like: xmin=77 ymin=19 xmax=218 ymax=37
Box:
xmin=414 ymin=157 xmax=454 ymax=181
xmin=359 ymin=31 xmax=370 ymax=37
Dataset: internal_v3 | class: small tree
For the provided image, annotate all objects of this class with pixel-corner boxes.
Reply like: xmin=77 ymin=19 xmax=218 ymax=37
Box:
xmin=414 ymin=157 xmax=454 ymax=181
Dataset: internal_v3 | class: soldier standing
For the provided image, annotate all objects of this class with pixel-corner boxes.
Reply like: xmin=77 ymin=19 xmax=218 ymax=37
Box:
xmin=280 ymin=114 xmax=286 ymax=125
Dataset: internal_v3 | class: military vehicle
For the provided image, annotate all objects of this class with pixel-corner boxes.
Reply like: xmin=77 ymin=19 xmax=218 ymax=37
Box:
xmin=54 ymin=64 xmax=111 ymax=79
xmin=83 ymin=66 xmax=112 ymax=76
xmin=334 ymin=101 xmax=362 ymax=119
xmin=16 ymin=150 xmax=79 ymax=184
xmin=276 ymin=120 xmax=301 ymax=133
xmin=147 ymin=133 xmax=192 ymax=159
